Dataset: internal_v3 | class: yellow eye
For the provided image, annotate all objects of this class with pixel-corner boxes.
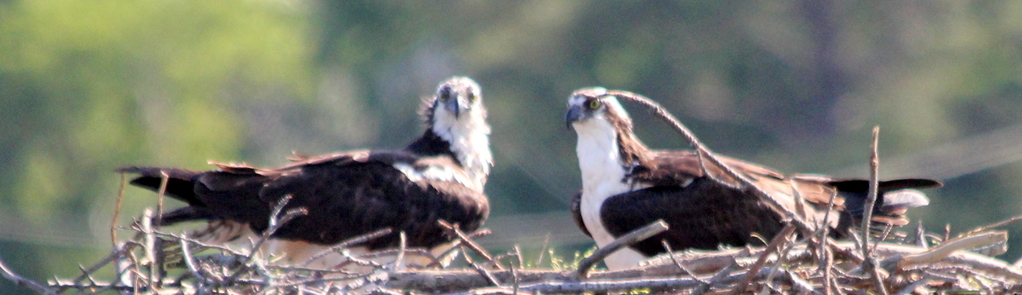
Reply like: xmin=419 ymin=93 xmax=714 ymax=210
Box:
xmin=587 ymin=99 xmax=602 ymax=109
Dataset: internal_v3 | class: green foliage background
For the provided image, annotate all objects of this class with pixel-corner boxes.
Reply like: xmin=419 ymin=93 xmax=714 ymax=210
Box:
xmin=2 ymin=1 xmax=1022 ymax=293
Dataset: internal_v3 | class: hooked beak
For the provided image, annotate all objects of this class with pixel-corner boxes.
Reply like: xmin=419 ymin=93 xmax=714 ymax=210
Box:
xmin=565 ymin=104 xmax=585 ymax=129
xmin=444 ymin=94 xmax=469 ymax=119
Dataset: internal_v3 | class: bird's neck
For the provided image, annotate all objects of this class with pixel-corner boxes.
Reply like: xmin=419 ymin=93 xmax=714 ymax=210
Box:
xmin=406 ymin=124 xmax=492 ymax=192
xmin=406 ymin=129 xmax=456 ymax=159
xmin=574 ymin=121 xmax=650 ymax=197
xmin=574 ymin=120 xmax=652 ymax=250
xmin=576 ymin=127 xmax=630 ymax=197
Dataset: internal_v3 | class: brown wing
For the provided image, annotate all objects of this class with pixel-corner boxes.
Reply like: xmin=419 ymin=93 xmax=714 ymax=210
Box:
xmin=629 ymin=150 xmax=784 ymax=187
xmin=600 ymin=177 xmax=787 ymax=256
xmin=255 ymin=152 xmax=489 ymax=249
xmin=121 ymin=150 xmax=489 ymax=250
xmin=609 ymin=150 xmax=940 ymax=251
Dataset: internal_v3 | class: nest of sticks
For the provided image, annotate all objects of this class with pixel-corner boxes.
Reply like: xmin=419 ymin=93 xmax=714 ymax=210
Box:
xmin=4 ymin=91 xmax=1022 ymax=294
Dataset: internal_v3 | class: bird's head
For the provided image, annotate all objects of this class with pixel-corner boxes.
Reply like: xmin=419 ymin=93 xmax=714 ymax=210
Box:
xmin=565 ymin=87 xmax=634 ymax=132
xmin=421 ymin=76 xmax=493 ymax=188
xmin=566 ymin=87 xmax=650 ymax=166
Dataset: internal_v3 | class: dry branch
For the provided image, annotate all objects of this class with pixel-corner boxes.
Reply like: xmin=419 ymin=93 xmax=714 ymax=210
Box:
xmin=574 ymin=220 xmax=668 ymax=279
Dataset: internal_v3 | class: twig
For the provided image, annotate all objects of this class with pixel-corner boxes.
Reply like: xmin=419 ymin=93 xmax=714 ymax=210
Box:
xmin=393 ymin=231 xmax=407 ymax=271
xmin=535 ymin=233 xmax=551 ymax=267
xmin=867 ymin=257 xmax=889 ymax=295
xmin=890 ymin=231 xmax=1008 ymax=270
xmin=731 ymin=222 xmax=795 ymax=294
xmin=227 ymin=195 xmax=305 ymax=284
xmin=691 ymin=261 xmax=737 ymax=295
xmin=438 ymin=220 xmax=504 ymax=270
xmin=816 ymin=189 xmax=838 ymax=264
xmin=574 ymin=220 xmax=669 ymax=278
xmin=912 ymin=221 xmax=928 ymax=248
xmin=510 ymin=263 xmax=520 ymax=295
xmin=0 ymin=259 xmax=59 ymax=295
xmin=112 ymin=173 xmax=127 ymax=247
xmin=141 ymin=209 xmax=159 ymax=291
xmin=513 ymin=245 xmax=524 ymax=269
xmin=427 ymin=229 xmax=491 ymax=268
xmin=179 ymin=234 xmax=204 ymax=283
xmin=894 ymin=275 xmax=934 ymax=295
xmin=302 ymin=228 xmax=393 ymax=267
xmin=67 ymin=241 xmax=136 ymax=286
xmin=246 ymin=195 xmax=304 ymax=264
xmin=763 ymin=234 xmax=796 ymax=287
xmin=822 ymin=244 xmax=834 ymax=295
xmin=153 ymin=171 xmax=170 ymax=288
xmin=462 ymin=246 xmax=501 ymax=287
xmin=662 ymin=241 xmax=708 ymax=284
xmin=966 ymin=215 xmax=1022 ymax=235
xmin=860 ymin=126 xmax=881 ymax=258
xmin=872 ymin=224 xmax=895 ymax=253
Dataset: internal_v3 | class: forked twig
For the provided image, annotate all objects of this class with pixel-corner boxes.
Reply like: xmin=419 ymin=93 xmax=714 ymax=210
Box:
xmin=438 ymin=220 xmax=504 ymax=270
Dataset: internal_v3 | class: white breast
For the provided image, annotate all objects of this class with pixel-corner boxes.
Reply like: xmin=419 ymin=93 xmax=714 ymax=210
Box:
xmin=573 ymin=118 xmax=650 ymax=270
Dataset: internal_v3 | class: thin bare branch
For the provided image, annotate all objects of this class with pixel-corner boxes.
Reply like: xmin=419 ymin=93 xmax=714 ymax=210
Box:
xmin=861 ymin=126 xmax=881 ymax=258
xmin=438 ymin=220 xmax=504 ymax=270
xmin=731 ymin=223 xmax=795 ymax=294
xmin=575 ymin=220 xmax=668 ymax=279
xmin=0 ymin=259 xmax=58 ymax=295
xmin=302 ymin=227 xmax=393 ymax=267
xmin=112 ymin=173 xmax=127 ymax=248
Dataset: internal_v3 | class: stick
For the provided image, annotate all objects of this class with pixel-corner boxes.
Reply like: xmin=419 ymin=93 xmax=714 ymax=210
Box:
xmin=691 ymin=261 xmax=737 ymax=295
xmin=731 ymin=223 xmax=795 ymax=294
xmin=575 ymin=220 xmax=668 ymax=279
xmin=0 ymin=259 xmax=59 ymax=295
xmin=111 ymin=173 xmax=127 ymax=248
xmin=179 ymin=234 xmax=203 ymax=283
xmin=303 ymin=228 xmax=393 ymax=267
xmin=534 ymin=233 xmax=551 ymax=267
xmin=661 ymin=241 xmax=708 ymax=284
xmin=966 ymin=215 xmax=1022 ymax=235
xmin=462 ymin=246 xmax=501 ymax=287
xmin=892 ymin=231 xmax=1008 ymax=269
xmin=438 ymin=220 xmax=504 ymax=270
xmin=393 ymin=231 xmax=407 ymax=271
xmin=153 ymin=172 xmax=170 ymax=288
xmin=860 ymin=126 xmax=881 ymax=258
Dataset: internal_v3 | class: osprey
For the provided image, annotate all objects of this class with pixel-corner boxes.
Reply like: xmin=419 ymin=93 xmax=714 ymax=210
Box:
xmin=565 ymin=87 xmax=941 ymax=270
xmin=119 ymin=77 xmax=492 ymax=269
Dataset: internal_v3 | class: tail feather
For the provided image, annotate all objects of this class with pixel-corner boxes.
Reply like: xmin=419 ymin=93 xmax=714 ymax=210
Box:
xmin=117 ymin=166 xmax=204 ymax=206
xmin=829 ymin=178 xmax=941 ymax=235
xmin=160 ymin=207 xmax=213 ymax=225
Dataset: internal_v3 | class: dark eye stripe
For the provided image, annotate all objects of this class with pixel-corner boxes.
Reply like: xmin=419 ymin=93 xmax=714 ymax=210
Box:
xmin=439 ymin=87 xmax=451 ymax=100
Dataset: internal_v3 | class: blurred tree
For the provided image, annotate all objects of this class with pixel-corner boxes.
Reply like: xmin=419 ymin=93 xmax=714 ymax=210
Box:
xmin=0 ymin=0 xmax=313 ymax=293
xmin=2 ymin=1 xmax=1022 ymax=293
